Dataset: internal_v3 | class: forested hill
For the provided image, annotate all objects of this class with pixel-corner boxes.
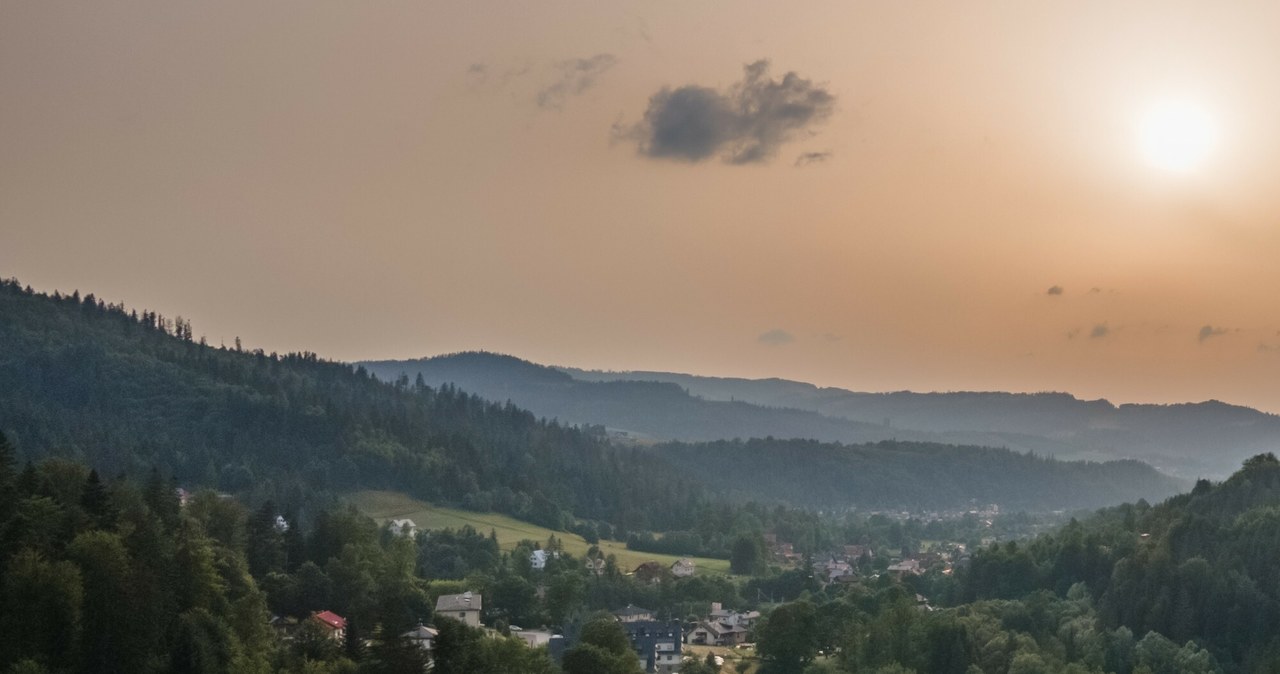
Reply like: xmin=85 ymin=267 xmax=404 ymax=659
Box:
xmin=0 ymin=279 xmax=698 ymax=531
xmin=958 ymin=453 xmax=1280 ymax=671
xmin=360 ymin=352 xmax=937 ymax=445
xmin=563 ymin=366 xmax=1280 ymax=478
xmin=648 ymin=438 xmax=1186 ymax=511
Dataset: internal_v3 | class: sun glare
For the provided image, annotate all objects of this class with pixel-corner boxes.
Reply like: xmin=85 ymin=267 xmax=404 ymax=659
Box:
xmin=1138 ymin=99 xmax=1218 ymax=173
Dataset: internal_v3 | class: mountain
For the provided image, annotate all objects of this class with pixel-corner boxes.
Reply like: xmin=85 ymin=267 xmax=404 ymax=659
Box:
xmin=558 ymin=364 xmax=1280 ymax=478
xmin=0 ymin=280 xmax=1181 ymax=515
xmin=361 ymin=353 xmax=945 ymax=446
xmin=363 ymin=352 xmax=1276 ymax=477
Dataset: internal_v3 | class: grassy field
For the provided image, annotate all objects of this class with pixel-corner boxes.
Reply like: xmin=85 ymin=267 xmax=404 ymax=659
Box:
xmin=347 ymin=490 xmax=732 ymax=575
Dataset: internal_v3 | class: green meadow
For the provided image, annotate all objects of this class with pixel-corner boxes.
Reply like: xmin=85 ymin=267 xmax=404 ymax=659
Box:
xmin=347 ymin=490 xmax=732 ymax=575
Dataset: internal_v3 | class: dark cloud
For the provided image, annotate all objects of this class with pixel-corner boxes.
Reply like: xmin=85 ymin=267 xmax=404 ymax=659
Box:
xmin=618 ymin=60 xmax=836 ymax=164
xmin=1198 ymin=325 xmax=1229 ymax=343
xmin=758 ymin=328 xmax=796 ymax=346
xmin=1090 ymin=323 xmax=1109 ymax=339
xmin=536 ymin=54 xmax=618 ymax=110
xmin=794 ymin=151 xmax=833 ymax=167
xmin=1046 ymin=285 xmax=1063 ymax=296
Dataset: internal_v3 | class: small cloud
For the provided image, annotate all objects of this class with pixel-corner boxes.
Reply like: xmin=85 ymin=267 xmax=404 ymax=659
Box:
xmin=758 ymin=329 xmax=796 ymax=346
xmin=617 ymin=60 xmax=836 ymax=165
xmin=536 ymin=54 xmax=618 ymax=110
xmin=1090 ymin=323 xmax=1110 ymax=339
xmin=820 ymin=332 xmax=843 ymax=342
xmin=1088 ymin=287 xmax=1102 ymax=294
xmin=1198 ymin=325 xmax=1229 ymax=343
xmin=795 ymin=151 xmax=833 ymax=167
xmin=1067 ymin=328 xmax=1080 ymax=340
xmin=1046 ymin=285 xmax=1063 ymax=296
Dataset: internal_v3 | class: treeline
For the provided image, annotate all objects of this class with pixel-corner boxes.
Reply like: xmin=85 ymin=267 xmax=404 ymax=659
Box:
xmin=649 ymin=438 xmax=1186 ymax=511
xmin=0 ymin=278 xmax=701 ymax=532
xmin=945 ymin=453 xmax=1280 ymax=672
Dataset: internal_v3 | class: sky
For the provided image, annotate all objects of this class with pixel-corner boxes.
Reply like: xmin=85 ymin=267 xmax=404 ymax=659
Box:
xmin=4 ymin=1 xmax=1280 ymax=411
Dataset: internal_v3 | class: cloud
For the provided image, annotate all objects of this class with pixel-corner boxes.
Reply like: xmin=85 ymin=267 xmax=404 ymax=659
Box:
xmin=1198 ymin=325 xmax=1229 ymax=343
xmin=536 ymin=54 xmax=618 ymax=110
xmin=758 ymin=329 xmax=796 ymax=346
xmin=794 ymin=151 xmax=833 ymax=167
xmin=1090 ymin=323 xmax=1109 ymax=339
xmin=1046 ymin=285 xmax=1063 ymax=296
xmin=618 ymin=60 xmax=836 ymax=164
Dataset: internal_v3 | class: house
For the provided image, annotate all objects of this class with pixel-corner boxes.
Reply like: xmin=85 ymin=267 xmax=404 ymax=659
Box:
xmin=310 ymin=610 xmax=347 ymax=642
xmin=622 ymin=620 xmax=683 ymax=673
xmin=436 ymin=591 xmax=482 ymax=627
xmin=273 ymin=515 xmax=290 ymax=533
xmin=613 ymin=604 xmax=655 ymax=623
xmin=887 ymin=559 xmax=921 ymax=575
xmin=633 ymin=561 xmax=664 ymax=584
xmin=671 ymin=558 xmax=696 ymax=578
xmin=389 ymin=518 xmax=418 ymax=538
xmin=268 ymin=614 xmax=298 ymax=639
xmin=511 ymin=628 xmax=557 ymax=648
xmin=843 ymin=545 xmax=873 ymax=561
xmin=689 ymin=604 xmax=757 ymax=646
xmin=530 ymin=549 xmax=559 ymax=570
xmin=585 ymin=557 xmax=606 ymax=576
xmin=402 ymin=623 xmax=437 ymax=652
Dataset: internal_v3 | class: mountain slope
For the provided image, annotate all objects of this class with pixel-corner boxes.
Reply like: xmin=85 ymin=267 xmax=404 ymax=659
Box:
xmin=649 ymin=437 xmax=1185 ymax=511
xmin=560 ymin=368 xmax=1280 ymax=477
xmin=362 ymin=353 xmax=941 ymax=445
xmin=0 ymin=280 xmax=700 ymax=530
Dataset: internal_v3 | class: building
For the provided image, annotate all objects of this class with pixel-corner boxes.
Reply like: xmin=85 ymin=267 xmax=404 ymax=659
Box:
xmin=688 ymin=603 xmax=758 ymax=646
xmin=530 ymin=549 xmax=550 ymax=570
xmin=633 ymin=561 xmax=664 ymax=584
xmin=310 ymin=610 xmax=347 ymax=642
xmin=435 ymin=591 xmax=482 ymax=627
xmin=402 ymin=623 xmax=438 ymax=653
xmin=389 ymin=518 xmax=418 ymax=538
xmin=613 ymin=604 xmax=655 ymax=623
xmin=670 ymin=558 xmax=696 ymax=578
xmin=887 ymin=559 xmax=921 ymax=575
xmin=622 ymin=620 xmax=683 ymax=673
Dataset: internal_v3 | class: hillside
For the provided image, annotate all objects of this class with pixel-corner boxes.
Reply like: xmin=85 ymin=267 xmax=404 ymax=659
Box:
xmin=648 ymin=438 xmax=1186 ymax=511
xmin=956 ymin=453 xmax=1280 ymax=671
xmin=0 ymin=280 xmax=700 ymax=531
xmin=564 ymin=366 xmax=1280 ymax=478
xmin=0 ymin=280 xmax=1185 ymax=517
xmin=348 ymin=490 xmax=732 ymax=575
xmin=361 ymin=352 xmax=944 ymax=446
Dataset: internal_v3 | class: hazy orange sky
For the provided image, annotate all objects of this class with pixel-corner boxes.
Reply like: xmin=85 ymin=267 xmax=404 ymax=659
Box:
xmin=4 ymin=2 xmax=1280 ymax=411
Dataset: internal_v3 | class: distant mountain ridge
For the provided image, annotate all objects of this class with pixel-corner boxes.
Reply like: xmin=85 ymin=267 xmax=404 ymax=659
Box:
xmin=362 ymin=352 xmax=1280 ymax=477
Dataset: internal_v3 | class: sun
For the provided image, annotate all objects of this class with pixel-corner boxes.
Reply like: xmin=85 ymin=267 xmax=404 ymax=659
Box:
xmin=1138 ymin=99 xmax=1218 ymax=173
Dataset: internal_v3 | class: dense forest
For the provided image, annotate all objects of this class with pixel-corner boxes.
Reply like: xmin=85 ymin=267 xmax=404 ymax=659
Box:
xmin=648 ymin=438 xmax=1186 ymax=511
xmin=0 ymin=279 xmax=701 ymax=532
xmin=748 ymin=455 xmax=1280 ymax=673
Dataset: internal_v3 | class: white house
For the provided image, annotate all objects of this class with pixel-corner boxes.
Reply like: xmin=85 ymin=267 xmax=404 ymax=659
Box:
xmin=670 ymin=558 xmax=696 ymax=578
xmin=530 ymin=549 xmax=549 ymax=570
xmin=389 ymin=518 xmax=418 ymax=538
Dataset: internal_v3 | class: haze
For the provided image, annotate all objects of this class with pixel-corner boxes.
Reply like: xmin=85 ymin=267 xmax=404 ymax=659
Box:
xmin=4 ymin=1 xmax=1280 ymax=411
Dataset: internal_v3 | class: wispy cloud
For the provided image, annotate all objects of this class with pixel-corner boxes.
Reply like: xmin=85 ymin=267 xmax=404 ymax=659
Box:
xmin=1046 ymin=285 xmax=1063 ymax=296
xmin=617 ymin=60 xmax=836 ymax=165
xmin=758 ymin=328 xmax=796 ymax=346
xmin=795 ymin=151 xmax=833 ymax=167
xmin=535 ymin=54 xmax=618 ymax=110
xmin=1198 ymin=325 xmax=1229 ymax=343
xmin=1090 ymin=323 xmax=1110 ymax=339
